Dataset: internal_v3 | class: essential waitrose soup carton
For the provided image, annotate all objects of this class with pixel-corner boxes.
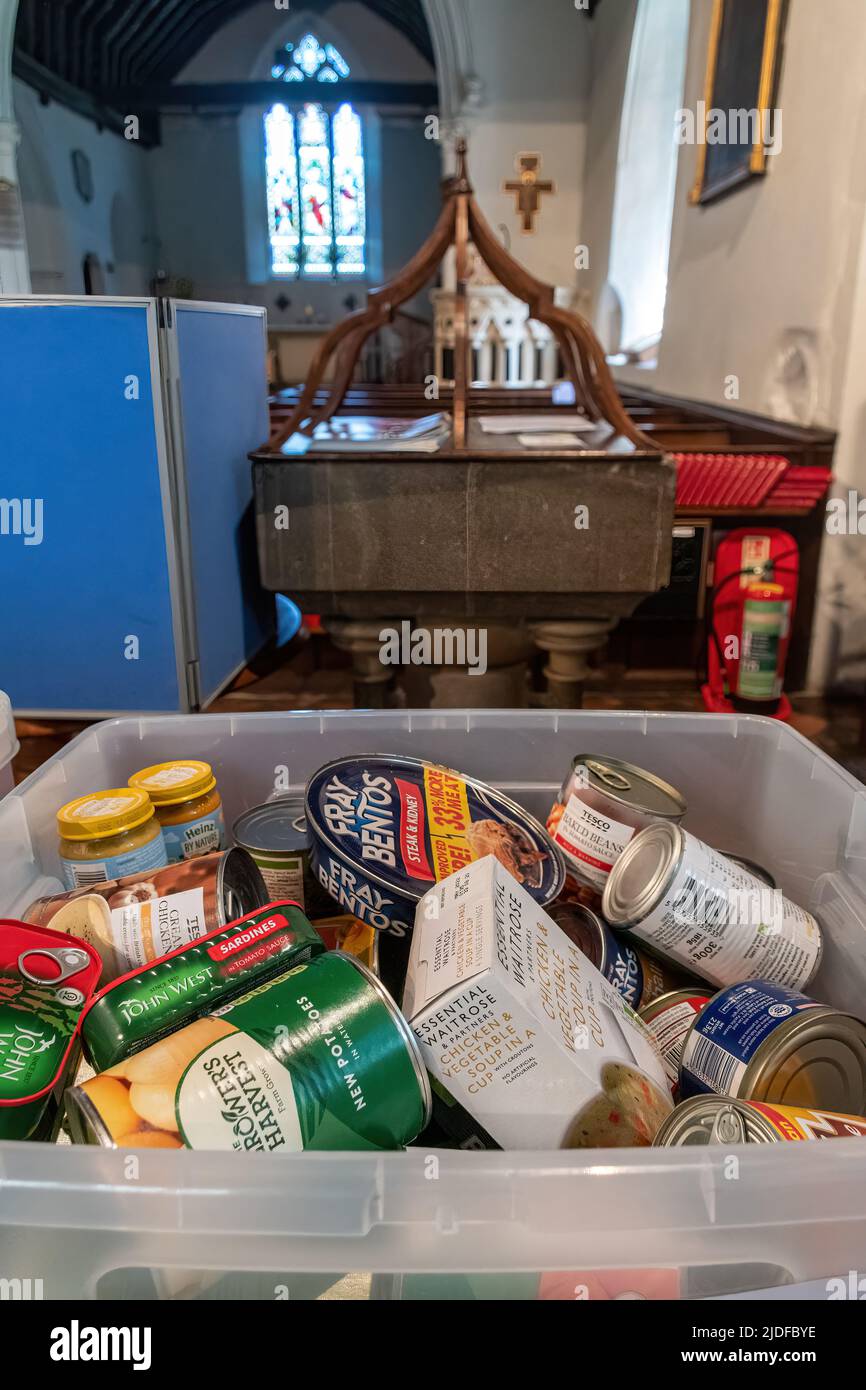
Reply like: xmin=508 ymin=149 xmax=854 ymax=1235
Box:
xmin=404 ymin=856 xmax=672 ymax=1150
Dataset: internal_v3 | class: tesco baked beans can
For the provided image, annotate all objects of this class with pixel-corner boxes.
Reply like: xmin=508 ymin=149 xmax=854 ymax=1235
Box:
xmin=547 ymin=756 xmax=686 ymax=895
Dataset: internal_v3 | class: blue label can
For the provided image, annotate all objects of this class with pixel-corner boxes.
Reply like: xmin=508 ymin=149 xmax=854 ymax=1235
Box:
xmin=679 ymin=979 xmax=866 ymax=1114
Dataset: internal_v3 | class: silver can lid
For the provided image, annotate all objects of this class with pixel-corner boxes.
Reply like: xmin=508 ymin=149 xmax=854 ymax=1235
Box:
xmin=602 ymin=821 xmax=684 ymax=927
xmin=653 ymin=1096 xmax=771 ymax=1146
xmin=233 ymin=801 xmax=309 ymax=856
xmin=572 ymin=756 xmax=687 ymax=819
xmin=747 ymin=1010 xmax=866 ymax=1114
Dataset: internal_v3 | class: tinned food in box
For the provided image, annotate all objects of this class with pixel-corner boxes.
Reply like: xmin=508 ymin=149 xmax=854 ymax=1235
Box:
xmin=305 ymin=755 xmax=565 ymax=939
xmin=678 ymin=979 xmax=866 ymax=1114
xmin=233 ymin=798 xmax=311 ymax=910
xmin=404 ymin=855 xmax=672 ymax=1150
xmin=638 ymin=988 xmax=713 ymax=1095
xmin=603 ymin=822 xmax=822 ymax=990
xmin=654 ymin=1095 xmax=866 ymax=1147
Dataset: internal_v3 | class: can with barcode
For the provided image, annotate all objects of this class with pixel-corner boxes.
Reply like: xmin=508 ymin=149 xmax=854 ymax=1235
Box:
xmin=602 ymin=822 xmax=822 ymax=990
xmin=678 ymin=980 xmax=866 ymax=1113
xmin=654 ymin=1095 xmax=866 ymax=1146
xmin=547 ymin=756 xmax=686 ymax=894
xmin=638 ymin=988 xmax=713 ymax=1095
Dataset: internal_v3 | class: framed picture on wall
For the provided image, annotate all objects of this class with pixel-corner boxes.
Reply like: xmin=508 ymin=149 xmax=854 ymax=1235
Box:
xmin=689 ymin=0 xmax=789 ymax=205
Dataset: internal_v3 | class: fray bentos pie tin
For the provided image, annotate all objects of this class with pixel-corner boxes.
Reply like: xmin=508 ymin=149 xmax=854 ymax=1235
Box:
xmin=80 ymin=901 xmax=325 ymax=1073
xmin=0 ymin=919 xmax=102 ymax=1141
xmin=305 ymin=756 xmax=565 ymax=939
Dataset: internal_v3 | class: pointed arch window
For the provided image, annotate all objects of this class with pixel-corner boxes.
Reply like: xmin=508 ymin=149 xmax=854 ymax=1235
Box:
xmin=265 ymin=35 xmax=366 ymax=278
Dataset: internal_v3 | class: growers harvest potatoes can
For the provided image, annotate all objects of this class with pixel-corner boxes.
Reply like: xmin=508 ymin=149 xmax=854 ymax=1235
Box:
xmin=67 ymin=953 xmax=431 ymax=1152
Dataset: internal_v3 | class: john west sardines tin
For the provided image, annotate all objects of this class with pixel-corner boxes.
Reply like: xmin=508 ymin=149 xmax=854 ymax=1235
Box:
xmin=67 ymin=952 xmax=431 ymax=1152
xmin=81 ymin=901 xmax=325 ymax=1073
xmin=602 ymin=822 xmax=822 ymax=990
xmin=547 ymin=755 xmax=686 ymax=893
xmin=23 ymin=848 xmax=268 ymax=982
xmin=306 ymin=756 xmax=565 ymax=938
xmin=655 ymin=1095 xmax=866 ymax=1147
xmin=679 ymin=980 xmax=866 ymax=1113
xmin=1 ymin=920 xmax=102 ymax=1141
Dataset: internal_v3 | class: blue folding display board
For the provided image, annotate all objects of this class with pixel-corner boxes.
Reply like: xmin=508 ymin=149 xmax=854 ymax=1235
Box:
xmin=0 ymin=297 xmax=273 ymax=715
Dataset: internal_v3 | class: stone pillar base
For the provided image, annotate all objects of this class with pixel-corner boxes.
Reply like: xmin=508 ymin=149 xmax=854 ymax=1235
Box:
xmin=400 ymin=621 xmax=534 ymax=709
xmin=529 ymin=619 xmax=617 ymax=708
xmin=327 ymin=620 xmax=395 ymax=709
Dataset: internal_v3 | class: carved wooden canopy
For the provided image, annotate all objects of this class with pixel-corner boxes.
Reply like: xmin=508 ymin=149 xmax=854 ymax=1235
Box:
xmin=270 ymin=140 xmax=652 ymax=451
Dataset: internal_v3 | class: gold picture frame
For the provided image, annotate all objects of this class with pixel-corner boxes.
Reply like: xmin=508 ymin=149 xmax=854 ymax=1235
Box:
xmin=689 ymin=0 xmax=787 ymax=205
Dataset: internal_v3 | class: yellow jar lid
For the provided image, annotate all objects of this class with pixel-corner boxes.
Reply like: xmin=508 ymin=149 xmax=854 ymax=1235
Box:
xmin=128 ymin=760 xmax=217 ymax=806
xmin=58 ymin=788 xmax=156 ymax=841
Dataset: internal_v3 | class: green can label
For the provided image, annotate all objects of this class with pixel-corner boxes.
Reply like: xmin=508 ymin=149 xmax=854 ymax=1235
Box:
xmin=74 ymin=954 xmax=430 ymax=1152
xmin=82 ymin=901 xmax=324 ymax=1073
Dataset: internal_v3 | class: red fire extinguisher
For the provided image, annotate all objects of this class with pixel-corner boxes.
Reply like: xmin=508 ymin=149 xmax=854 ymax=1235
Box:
xmin=702 ymin=528 xmax=800 ymax=722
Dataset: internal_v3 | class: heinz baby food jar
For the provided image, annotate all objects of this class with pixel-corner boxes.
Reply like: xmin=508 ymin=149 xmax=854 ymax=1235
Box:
xmin=57 ymin=789 xmax=168 ymax=890
xmin=129 ymin=761 xmax=225 ymax=863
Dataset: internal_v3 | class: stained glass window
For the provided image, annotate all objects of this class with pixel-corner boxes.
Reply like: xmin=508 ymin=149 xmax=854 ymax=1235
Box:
xmin=271 ymin=33 xmax=351 ymax=84
xmin=264 ymin=36 xmax=367 ymax=279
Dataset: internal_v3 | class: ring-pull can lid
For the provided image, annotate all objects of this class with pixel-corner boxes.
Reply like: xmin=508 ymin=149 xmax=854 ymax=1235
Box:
xmin=572 ymin=755 xmax=687 ymax=819
xmin=584 ymin=760 xmax=633 ymax=792
xmin=1 ymin=920 xmax=102 ymax=1131
xmin=653 ymin=1096 xmax=767 ymax=1146
xmin=18 ymin=945 xmax=93 ymax=986
xmin=709 ymin=1104 xmax=747 ymax=1145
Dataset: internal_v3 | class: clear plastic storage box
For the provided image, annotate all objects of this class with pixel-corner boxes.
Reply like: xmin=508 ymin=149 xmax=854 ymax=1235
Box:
xmin=2 ymin=710 xmax=866 ymax=1300
xmin=0 ymin=692 xmax=18 ymax=800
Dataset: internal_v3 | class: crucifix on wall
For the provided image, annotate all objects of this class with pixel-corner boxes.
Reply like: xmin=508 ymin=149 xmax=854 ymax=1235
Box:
xmin=503 ymin=153 xmax=555 ymax=234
